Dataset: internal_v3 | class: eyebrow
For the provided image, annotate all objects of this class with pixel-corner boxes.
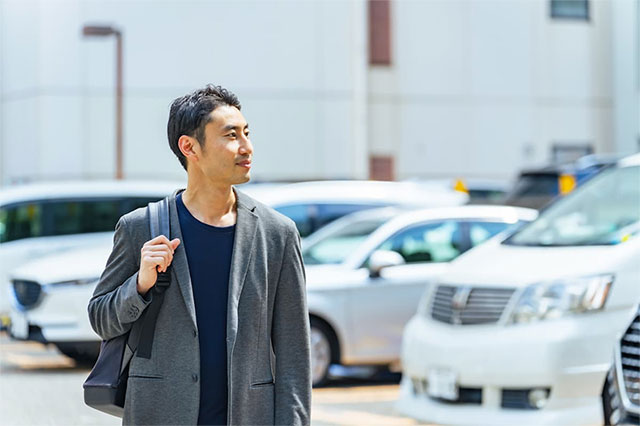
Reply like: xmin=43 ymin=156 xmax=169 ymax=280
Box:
xmin=222 ymin=123 xmax=249 ymax=133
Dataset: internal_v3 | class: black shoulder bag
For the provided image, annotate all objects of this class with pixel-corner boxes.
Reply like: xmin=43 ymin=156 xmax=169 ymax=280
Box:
xmin=83 ymin=198 xmax=171 ymax=417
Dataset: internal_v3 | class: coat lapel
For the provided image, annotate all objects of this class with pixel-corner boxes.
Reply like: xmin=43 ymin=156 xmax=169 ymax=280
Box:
xmin=226 ymin=189 xmax=258 ymax=361
xmin=168 ymin=189 xmax=198 ymax=329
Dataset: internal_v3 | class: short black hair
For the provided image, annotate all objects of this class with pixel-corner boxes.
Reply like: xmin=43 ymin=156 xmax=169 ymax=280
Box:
xmin=167 ymin=84 xmax=241 ymax=171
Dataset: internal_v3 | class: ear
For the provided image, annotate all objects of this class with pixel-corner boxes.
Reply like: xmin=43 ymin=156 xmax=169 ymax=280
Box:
xmin=178 ymin=135 xmax=199 ymax=165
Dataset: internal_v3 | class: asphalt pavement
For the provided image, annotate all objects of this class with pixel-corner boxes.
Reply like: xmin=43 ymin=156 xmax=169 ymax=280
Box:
xmin=0 ymin=332 xmax=425 ymax=425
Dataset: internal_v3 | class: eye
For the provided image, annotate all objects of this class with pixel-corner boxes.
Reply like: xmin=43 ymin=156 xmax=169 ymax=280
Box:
xmin=227 ymin=132 xmax=237 ymax=138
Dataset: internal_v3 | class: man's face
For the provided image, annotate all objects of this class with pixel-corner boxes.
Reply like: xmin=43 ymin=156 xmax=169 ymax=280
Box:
xmin=196 ymin=105 xmax=253 ymax=185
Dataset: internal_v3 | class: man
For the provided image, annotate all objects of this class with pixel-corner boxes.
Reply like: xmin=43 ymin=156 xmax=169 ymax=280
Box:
xmin=88 ymin=85 xmax=311 ymax=425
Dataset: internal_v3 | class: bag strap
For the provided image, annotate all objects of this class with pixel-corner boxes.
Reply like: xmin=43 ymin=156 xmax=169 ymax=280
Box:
xmin=123 ymin=197 xmax=172 ymax=367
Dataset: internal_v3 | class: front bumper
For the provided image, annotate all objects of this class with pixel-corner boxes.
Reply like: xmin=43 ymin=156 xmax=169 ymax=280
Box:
xmin=9 ymin=283 xmax=99 ymax=343
xmin=397 ymin=308 xmax=633 ymax=425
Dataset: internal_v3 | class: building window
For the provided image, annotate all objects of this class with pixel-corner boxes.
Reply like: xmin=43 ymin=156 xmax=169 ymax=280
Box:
xmin=550 ymin=0 xmax=590 ymax=20
xmin=551 ymin=143 xmax=593 ymax=164
xmin=369 ymin=0 xmax=392 ymax=65
xmin=369 ymin=155 xmax=394 ymax=180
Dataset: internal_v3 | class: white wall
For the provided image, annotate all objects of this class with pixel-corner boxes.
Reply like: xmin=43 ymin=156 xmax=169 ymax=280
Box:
xmin=611 ymin=0 xmax=640 ymax=155
xmin=0 ymin=0 xmax=634 ymax=185
xmin=370 ymin=0 xmax=617 ymax=180
xmin=0 ymin=0 xmax=367 ymax=184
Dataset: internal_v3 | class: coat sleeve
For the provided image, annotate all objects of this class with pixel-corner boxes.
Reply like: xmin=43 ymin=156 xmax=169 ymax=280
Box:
xmin=272 ymin=224 xmax=311 ymax=426
xmin=88 ymin=215 xmax=152 ymax=341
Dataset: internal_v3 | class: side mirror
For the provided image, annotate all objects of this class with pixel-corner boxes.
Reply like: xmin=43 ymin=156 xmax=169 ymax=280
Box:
xmin=368 ymin=250 xmax=405 ymax=278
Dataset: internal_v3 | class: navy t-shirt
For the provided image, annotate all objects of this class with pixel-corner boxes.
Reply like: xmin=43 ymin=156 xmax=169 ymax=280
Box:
xmin=176 ymin=192 xmax=235 ymax=426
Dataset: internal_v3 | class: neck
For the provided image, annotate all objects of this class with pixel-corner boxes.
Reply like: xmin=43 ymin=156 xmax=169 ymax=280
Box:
xmin=181 ymin=174 xmax=237 ymax=227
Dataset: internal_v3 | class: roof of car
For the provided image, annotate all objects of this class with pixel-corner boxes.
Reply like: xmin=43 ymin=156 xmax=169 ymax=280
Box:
xmin=252 ymin=180 xmax=468 ymax=207
xmin=619 ymin=152 xmax=640 ymax=167
xmin=0 ymin=180 xmax=186 ymax=206
xmin=518 ymin=154 xmax=622 ymax=175
xmin=384 ymin=205 xmax=538 ymax=229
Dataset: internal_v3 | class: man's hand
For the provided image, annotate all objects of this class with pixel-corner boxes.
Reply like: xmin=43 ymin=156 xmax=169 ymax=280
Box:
xmin=137 ymin=236 xmax=181 ymax=296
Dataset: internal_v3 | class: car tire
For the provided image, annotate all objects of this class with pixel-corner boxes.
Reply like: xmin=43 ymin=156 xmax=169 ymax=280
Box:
xmin=310 ymin=318 xmax=334 ymax=387
xmin=603 ymin=369 xmax=617 ymax=426
xmin=54 ymin=342 xmax=100 ymax=365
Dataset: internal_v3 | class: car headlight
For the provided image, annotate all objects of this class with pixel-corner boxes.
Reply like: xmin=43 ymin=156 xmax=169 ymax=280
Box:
xmin=510 ymin=274 xmax=614 ymax=324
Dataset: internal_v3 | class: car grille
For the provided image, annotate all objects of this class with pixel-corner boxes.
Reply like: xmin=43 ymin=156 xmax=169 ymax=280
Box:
xmin=431 ymin=285 xmax=515 ymax=325
xmin=619 ymin=308 xmax=640 ymax=408
xmin=12 ymin=280 xmax=42 ymax=309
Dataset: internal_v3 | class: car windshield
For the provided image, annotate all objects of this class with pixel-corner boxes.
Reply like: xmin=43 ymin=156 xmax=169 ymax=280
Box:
xmin=303 ymin=218 xmax=389 ymax=265
xmin=505 ymin=165 xmax=640 ymax=246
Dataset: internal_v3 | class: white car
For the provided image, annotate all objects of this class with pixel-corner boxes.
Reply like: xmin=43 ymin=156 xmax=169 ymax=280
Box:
xmin=3 ymin=178 xmax=453 ymax=322
xmin=0 ymin=180 xmax=184 ymax=321
xmin=8 ymin=203 xmax=535 ymax=377
xmin=397 ymin=153 xmax=640 ymax=425
xmin=303 ymin=205 xmax=536 ymax=385
xmin=250 ymin=180 xmax=468 ymax=237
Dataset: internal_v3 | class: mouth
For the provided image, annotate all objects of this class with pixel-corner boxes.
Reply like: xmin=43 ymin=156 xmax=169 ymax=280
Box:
xmin=236 ymin=160 xmax=252 ymax=169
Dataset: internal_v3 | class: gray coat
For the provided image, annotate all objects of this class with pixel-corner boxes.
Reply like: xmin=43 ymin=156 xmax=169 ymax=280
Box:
xmin=88 ymin=189 xmax=311 ymax=425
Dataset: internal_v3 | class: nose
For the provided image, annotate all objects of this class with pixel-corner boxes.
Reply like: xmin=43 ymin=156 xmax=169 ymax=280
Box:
xmin=239 ymin=134 xmax=253 ymax=156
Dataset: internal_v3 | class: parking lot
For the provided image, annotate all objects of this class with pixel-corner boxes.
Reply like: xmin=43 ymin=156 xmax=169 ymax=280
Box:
xmin=0 ymin=332 xmax=425 ymax=426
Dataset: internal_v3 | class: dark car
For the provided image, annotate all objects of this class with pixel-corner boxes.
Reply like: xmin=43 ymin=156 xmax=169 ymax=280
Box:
xmin=504 ymin=154 xmax=620 ymax=210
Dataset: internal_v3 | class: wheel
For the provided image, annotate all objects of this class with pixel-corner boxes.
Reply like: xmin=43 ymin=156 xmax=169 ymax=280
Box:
xmin=310 ymin=319 xmax=333 ymax=387
xmin=54 ymin=342 xmax=101 ymax=365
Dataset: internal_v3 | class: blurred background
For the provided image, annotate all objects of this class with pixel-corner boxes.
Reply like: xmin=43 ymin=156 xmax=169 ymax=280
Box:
xmin=1 ymin=0 xmax=637 ymax=184
xmin=1 ymin=0 xmax=639 ymax=425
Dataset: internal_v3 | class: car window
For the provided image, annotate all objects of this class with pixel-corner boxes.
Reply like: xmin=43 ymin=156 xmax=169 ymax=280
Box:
xmin=507 ymin=165 xmax=640 ymax=246
xmin=315 ymin=203 xmax=383 ymax=231
xmin=0 ymin=202 xmax=43 ymax=243
xmin=276 ymin=203 xmax=385 ymax=238
xmin=303 ymin=218 xmax=388 ymax=265
xmin=510 ymin=174 xmax=559 ymax=196
xmin=0 ymin=196 xmax=164 ymax=244
xmin=275 ymin=204 xmax=315 ymax=237
xmin=468 ymin=221 xmax=511 ymax=246
xmin=376 ymin=221 xmax=463 ymax=264
xmin=504 ymin=174 xmax=560 ymax=209
xmin=122 ymin=197 xmax=166 ymax=215
xmin=47 ymin=199 xmax=122 ymax=235
xmin=467 ymin=189 xmax=506 ymax=204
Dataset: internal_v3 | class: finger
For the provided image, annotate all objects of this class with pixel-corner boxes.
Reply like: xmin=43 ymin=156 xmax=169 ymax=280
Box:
xmin=144 ymin=245 xmax=173 ymax=255
xmin=144 ymin=235 xmax=171 ymax=247
xmin=171 ymin=239 xmax=181 ymax=250
xmin=145 ymin=255 xmax=166 ymax=272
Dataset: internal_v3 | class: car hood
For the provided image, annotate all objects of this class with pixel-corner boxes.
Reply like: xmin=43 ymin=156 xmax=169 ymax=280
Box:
xmin=304 ymin=264 xmax=366 ymax=290
xmin=10 ymin=244 xmax=113 ymax=284
xmin=442 ymin=237 xmax=640 ymax=287
xmin=10 ymin=247 xmax=365 ymax=289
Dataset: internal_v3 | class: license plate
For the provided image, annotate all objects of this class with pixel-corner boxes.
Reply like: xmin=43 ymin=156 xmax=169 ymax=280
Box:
xmin=427 ymin=367 xmax=458 ymax=400
xmin=10 ymin=311 xmax=28 ymax=339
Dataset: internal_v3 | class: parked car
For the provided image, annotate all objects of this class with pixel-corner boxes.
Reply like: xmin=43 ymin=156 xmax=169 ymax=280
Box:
xmin=303 ymin=205 xmax=536 ymax=385
xmin=8 ymin=204 xmax=535 ymax=377
xmin=251 ymin=180 xmax=468 ymax=237
xmin=397 ymin=153 xmax=640 ymax=425
xmin=0 ymin=180 xmax=183 ymax=324
xmin=602 ymin=305 xmax=639 ymax=426
xmin=503 ymin=154 xmax=620 ymax=209
xmin=457 ymin=179 xmax=510 ymax=205
xmin=406 ymin=178 xmax=510 ymax=205
xmin=3 ymin=179 xmax=452 ymax=327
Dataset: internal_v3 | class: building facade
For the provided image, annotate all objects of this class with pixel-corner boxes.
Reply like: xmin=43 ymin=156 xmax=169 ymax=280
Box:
xmin=0 ymin=0 xmax=637 ymax=185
